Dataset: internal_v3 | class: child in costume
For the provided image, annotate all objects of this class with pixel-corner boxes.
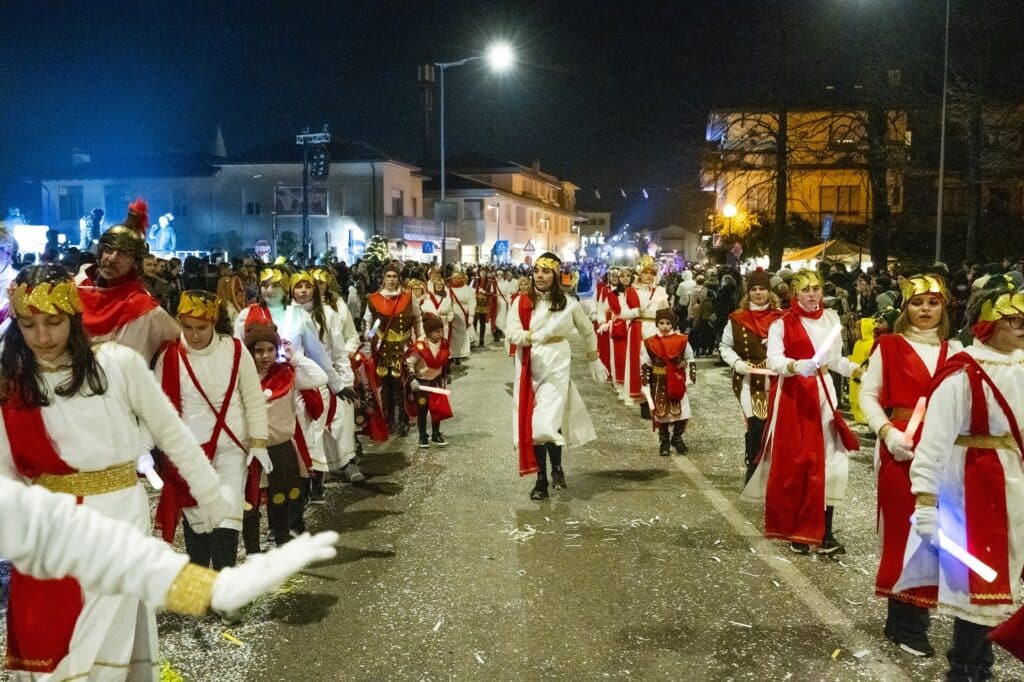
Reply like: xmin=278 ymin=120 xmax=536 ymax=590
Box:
xmin=404 ymin=314 xmax=453 ymax=448
xmin=640 ymin=308 xmax=695 ymax=455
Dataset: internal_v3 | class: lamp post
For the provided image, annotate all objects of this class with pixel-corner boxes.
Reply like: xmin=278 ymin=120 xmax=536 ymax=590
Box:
xmin=488 ymin=202 xmax=501 ymax=263
xmin=436 ymin=42 xmax=514 ymax=267
xmin=934 ymin=0 xmax=951 ymax=263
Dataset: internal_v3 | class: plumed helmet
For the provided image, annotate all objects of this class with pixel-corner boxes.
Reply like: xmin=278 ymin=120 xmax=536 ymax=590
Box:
xmin=99 ymin=197 xmax=149 ymax=261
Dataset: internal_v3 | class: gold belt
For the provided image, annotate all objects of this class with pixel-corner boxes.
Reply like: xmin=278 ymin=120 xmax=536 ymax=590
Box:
xmin=955 ymin=434 xmax=1018 ymax=450
xmin=540 ymin=336 xmax=566 ymax=345
xmin=640 ymin=315 xmax=656 ymax=321
xmin=652 ymin=366 xmax=667 ymax=375
xmin=891 ymin=407 xmax=915 ymax=421
xmin=36 ymin=461 xmax=137 ymax=497
xmin=384 ymin=329 xmax=410 ymax=343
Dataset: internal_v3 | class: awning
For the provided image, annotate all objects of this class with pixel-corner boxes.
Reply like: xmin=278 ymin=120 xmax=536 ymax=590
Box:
xmin=783 ymin=239 xmax=865 ymax=264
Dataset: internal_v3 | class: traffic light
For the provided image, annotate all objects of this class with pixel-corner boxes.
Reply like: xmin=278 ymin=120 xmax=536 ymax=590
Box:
xmin=309 ymin=145 xmax=330 ymax=179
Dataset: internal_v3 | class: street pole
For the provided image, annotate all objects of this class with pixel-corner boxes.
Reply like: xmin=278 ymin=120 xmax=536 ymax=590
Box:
xmin=439 ymin=64 xmax=447 ymax=268
xmin=935 ymin=0 xmax=950 ymax=263
xmin=302 ymin=141 xmax=310 ymax=263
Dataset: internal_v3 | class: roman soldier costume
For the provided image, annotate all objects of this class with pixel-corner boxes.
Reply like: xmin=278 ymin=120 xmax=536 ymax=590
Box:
xmin=640 ymin=308 xmax=695 ymax=455
xmin=404 ymin=314 xmax=453 ymax=447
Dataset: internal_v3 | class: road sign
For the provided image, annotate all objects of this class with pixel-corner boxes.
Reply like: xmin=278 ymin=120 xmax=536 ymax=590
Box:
xmin=493 ymin=239 xmax=509 ymax=255
xmin=254 ymin=239 xmax=271 ymax=258
xmin=821 ymin=214 xmax=833 ymax=240
xmin=523 ymin=240 xmax=536 ymax=253
xmin=422 ymin=241 xmax=435 ymax=254
xmin=296 ymin=132 xmax=331 ymax=145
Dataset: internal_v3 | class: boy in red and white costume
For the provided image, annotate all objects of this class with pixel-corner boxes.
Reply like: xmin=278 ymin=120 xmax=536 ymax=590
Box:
xmin=404 ymin=314 xmax=453 ymax=448
xmin=640 ymin=308 xmax=695 ymax=456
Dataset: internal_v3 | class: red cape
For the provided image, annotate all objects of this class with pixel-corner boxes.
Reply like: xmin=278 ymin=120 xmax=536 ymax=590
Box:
xmin=77 ymin=266 xmax=160 ymax=337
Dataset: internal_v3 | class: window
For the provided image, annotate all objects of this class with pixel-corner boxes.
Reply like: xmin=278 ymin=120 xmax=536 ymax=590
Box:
xmin=59 ymin=185 xmax=84 ymax=221
xmin=745 ymin=186 xmax=773 ymax=214
xmin=245 ymin=201 xmax=261 ymax=216
xmin=464 ymin=200 xmax=483 ymax=220
xmin=411 ymin=196 xmax=418 ymax=218
xmin=515 ymin=205 xmax=527 ymax=227
xmin=390 ymin=189 xmax=404 ymax=217
xmin=820 ymin=185 xmax=861 ymax=215
xmin=343 ymin=185 xmax=368 ymax=218
xmin=172 ymin=189 xmax=189 ymax=217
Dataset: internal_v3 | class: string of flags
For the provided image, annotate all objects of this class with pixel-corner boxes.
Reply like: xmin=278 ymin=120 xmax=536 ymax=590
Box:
xmin=589 ymin=186 xmax=680 ymax=201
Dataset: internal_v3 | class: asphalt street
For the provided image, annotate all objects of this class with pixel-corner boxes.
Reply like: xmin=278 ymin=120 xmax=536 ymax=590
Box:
xmin=147 ymin=336 xmax=1023 ymax=680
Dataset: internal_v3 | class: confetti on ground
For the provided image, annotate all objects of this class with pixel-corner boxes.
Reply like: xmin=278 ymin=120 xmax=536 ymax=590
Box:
xmin=853 ymin=649 xmax=870 ymax=659
xmin=710 ymin=556 xmax=721 ymax=563
xmin=222 ymin=632 xmax=245 ymax=647
xmin=433 ymin=619 xmax=443 ymax=632
xmin=831 ymin=648 xmax=841 ymax=660
xmin=473 ymin=652 xmax=485 ymax=664
xmin=727 ymin=621 xmax=752 ymax=629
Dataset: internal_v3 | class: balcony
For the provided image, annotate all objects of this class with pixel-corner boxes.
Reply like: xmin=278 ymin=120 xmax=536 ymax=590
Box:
xmin=380 ymin=216 xmax=443 ymax=241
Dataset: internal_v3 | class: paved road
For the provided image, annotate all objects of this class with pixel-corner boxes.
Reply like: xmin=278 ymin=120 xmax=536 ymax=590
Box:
xmin=153 ymin=337 xmax=1023 ymax=681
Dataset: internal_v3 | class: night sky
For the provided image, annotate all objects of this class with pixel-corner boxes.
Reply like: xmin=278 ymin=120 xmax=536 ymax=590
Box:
xmin=1 ymin=0 xmax=1019 ymax=215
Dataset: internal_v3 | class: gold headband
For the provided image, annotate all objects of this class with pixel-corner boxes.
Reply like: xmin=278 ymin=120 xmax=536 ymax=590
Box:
xmin=637 ymin=256 xmax=657 ymax=275
xmin=900 ymin=274 xmax=948 ymax=308
xmin=310 ymin=268 xmax=333 ymax=284
xmin=260 ymin=268 xmax=288 ymax=291
xmin=406 ymin=278 xmax=425 ymax=290
xmin=535 ymin=256 xmax=560 ymax=272
xmin=10 ymin=281 xmax=82 ymax=318
xmin=979 ymin=291 xmax=1024 ymax=322
xmin=290 ymin=271 xmax=315 ymax=290
xmin=177 ymin=292 xmax=221 ymax=322
xmin=791 ymin=270 xmax=822 ymax=292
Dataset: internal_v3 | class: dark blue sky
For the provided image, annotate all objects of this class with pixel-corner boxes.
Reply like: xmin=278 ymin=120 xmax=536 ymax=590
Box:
xmin=0 ymin=0 xmax=1015 ymax=215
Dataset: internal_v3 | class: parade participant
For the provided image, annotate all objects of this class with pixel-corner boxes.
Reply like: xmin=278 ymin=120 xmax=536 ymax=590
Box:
xmin=242 ymin=320 xmax=328 ymax=551
xmin=719 ymin=268 xmax=785 ymax=483
xmin=75 ymin=198 xmax=180 ymax=361
xmin=495 ymin=268 xmax=516 ymax=342
xmin=216 ymin=261 xmax=247 ymax=322
xmin=0 ymin=223 xmax=17 ymax=326
xmin=898 ymin=275 xmax=1024 ymax=680
xmin=404 ymin=314 xmax=453 ymax=448
xmin=448 ymin=268 xmax=475 ymax=361
xmin=605 ymin=268 xmax=630 ymax=391
xmin=291 ymin=270 xmax=362 ymax=487
xmin=858 ymin=274 xmax=957 ymax=658
xmin=742 ymin=269 xmax=863 ymax=555
xmin=617 ymin=264 xmax=645 ymax=409
xmin=593 ymin=268 xmax=615 ymax=376
xmin=363 ymin=263 xmax=422 ymax=436
xmin=0 ymin=264 xmax=231 ymax=680
xmin=153 ymin=290 xmax=271 ymax=572
xmin=310 ymin=266 xmax=344 ymax=309
xmin=506 ymin=252 xmax=607 ymax=500
xmin=422 ymin=274 xmax=455 ymax=340
xmin=473 ymin=267 xmax=498 ymax=346
xmin=640 ymin=308 xmax=695 ymax=456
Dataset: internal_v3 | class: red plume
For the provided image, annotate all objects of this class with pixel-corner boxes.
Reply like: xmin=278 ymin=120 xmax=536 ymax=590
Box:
xmin=127 ymin=197 xmax=149 ymax=238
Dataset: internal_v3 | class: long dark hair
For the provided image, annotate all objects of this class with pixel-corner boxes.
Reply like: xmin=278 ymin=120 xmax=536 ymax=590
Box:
xmin=0 ymin=265 xmax=107 ymax=407
xmin=292 ymin=277 xmax=329 ymax=343
xmin=529 ymin=269 xmax=567 ymax=312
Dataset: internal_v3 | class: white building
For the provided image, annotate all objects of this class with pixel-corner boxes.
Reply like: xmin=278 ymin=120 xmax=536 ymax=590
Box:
xmin=40 ymin=141 xmax=434 ymax=263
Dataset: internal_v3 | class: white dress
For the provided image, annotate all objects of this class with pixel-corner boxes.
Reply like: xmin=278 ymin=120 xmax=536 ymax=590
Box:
xmin=495 ymin=279 xmax=517 ymax=335
xmin=0 ymin=343 xmax=224 ymax=681
xmin=306 ymin=302 xmax=359 ymax=471
xmin=448 ymin=284 xmax=476 ymax=358
xmin=153 ymin=333 xmax=268 ymax=532
xmin=902 ymin=344 xmax=1024 ymax=626
xmin=421 ymin=291 xmax=455 ymax=340
xmin=506 ymin=294 xmax=598 ymax=450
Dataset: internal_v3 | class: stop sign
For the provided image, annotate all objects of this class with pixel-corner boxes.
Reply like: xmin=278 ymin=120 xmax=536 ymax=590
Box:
xmin=254 ymin=239 xmax=271 ymax=258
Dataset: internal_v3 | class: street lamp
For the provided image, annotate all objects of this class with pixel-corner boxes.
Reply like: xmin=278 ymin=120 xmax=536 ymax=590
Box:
xmin=436 ymin=42 xmax=515 ymax=266
xmin=934 ymin=0 xmax=951 ymax=262
xmin=488 ymin=202 xmax=502 ymax=263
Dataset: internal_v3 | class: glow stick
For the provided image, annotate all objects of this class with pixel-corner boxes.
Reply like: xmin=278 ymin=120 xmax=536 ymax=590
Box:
xmin=938 ymin=528 xmax=998 ymax=583
xmin=903 ymin=397 xmax=927 ymax=447
xmin=136 ymin=455 xmax=164 ymax=490
xmin=417 ymin=385 xmax=452 ymax=397
xmin=811 ymin=325 xmax=843 ymax=367
xmin=747 ymin=367 xmax=776 ymax=376
xmin=640 ymin=385 xmax=655 ymax=411
xmin=366 ymin=318 xmax=381 ymax=339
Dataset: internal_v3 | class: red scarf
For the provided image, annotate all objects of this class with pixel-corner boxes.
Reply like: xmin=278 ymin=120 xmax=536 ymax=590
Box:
xmin=1 ymin=396 xmax=83 ymax=673
xmin=368 ymin=290 xmax=412 ymax=318
xmin=645 ymin=333 xmax=689 ymax=402
xmin=929 ymin=352 xmax=1024 ymax=604
xmin=624 ymin=288 xmax=643 ymax=399
xmin=515 ymin=295 xmax=538 ymax=475
xmin=77 ymin=266 xmax=159 ymax=337
xmin=730 ymin=307 xmax=785 ymax=338
xmin=789 ymin=302 xmax=824 ymax=320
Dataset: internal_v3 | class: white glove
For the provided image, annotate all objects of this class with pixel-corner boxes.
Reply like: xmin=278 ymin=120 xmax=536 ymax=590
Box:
xmin=191 ymin=484 xmax=233 ymax=533
xmin=530 ymin=329 xmax=548 ymax=345
xmin=732 ymin=360 xmax=750 ymax=375
xmin=597 ymin=322 xmax=609 ymax=335
xmin=589 ymin=359 xmax=609 ymax=382
xmin=246 ymin=447 xmax=273 ymax=473
xmin=884 ymin=428 xmax=914 ymax=461
xmin=911 ymin=505 xmax=937 ymax=540
xmin=794 ymin=359 xmax=818 ymax=377
xmin=410 ymin=379 xmax=421 ymax=392
xmin=211 ymin=531 xmax=339 ymax=614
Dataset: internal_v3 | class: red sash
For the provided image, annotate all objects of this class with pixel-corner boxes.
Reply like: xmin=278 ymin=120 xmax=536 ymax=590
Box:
xmin=931 ymin=352 xmax=1024 ymax=604
xmin=1 ymin=397 xmax=84 ymax=673
xmin=351 ymin=353 xmax=390 ymax=442
xmin=515 ymin=295 xmax=538 ymax=475
xmin=154 ymin=339 xmax=243 ymax=542
xmin=762 ymin=313 xmax=828 ymax=544
xmin=450 ymin=286 xmax=470 ymax=326
xmin=77 ymin=267 xmax=159 ymax=337
xmin=874 ymin=335 xmax=947 ymax=606
xmin=646 ymin=334 xmax=689 ymax=401
xmin=730 ymin=308 xmax=784 ymax=338
xmin=624 ymin=288 xmax=643 ymax=399
xmin=404 ymin=340 xmax=453 ymax=421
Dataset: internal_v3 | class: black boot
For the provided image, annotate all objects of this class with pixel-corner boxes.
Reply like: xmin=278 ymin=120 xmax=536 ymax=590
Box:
xmin=658 ymin=424 xmax=671 ymax=456
xmin=640 ymin=402 xmax=651 ymax=420
xmin=671 ymin=422 xmax=687 ymax=454
xmin=946 ymin=618 xmax=993 ymax=681
xmin=891 ymin=600 xmax=934 ymax=657
xmin=818 ymin=505 xmax=846 ymax=555
xmin=530 ymin=475 xmax=549 ymax=500
xmin=550 ymin=466 xmax=567 ymax=490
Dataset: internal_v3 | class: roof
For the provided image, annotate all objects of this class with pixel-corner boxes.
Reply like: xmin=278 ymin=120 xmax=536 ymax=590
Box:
xmin=422 ymin=172 xmax=498 ymax=193
xmin=41 ymin=153 xmax=221 ymax=181
xmin=230 ymin=139 xmax=418 ymax=169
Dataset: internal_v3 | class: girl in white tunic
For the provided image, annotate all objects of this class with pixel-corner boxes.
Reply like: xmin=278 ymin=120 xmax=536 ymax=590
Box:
xmin=447 ymin=271 xmax=475 ymax=360
xmin=506 ymin=252 xmax=607 ymax=500
xmin=421 ymin=277 xmax=455 ymax=340
xmin=0 ymin=265 xmax=231 ymax=682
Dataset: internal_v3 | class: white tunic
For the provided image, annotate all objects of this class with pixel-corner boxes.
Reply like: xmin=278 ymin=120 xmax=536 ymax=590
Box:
xmin=421 ymin=291 xmax=455 ymax=340
xmin=639 ymin=334 xmax=695 ymax=423
xmin=448 ymin=284 xmax=476 ymax=358
xmin=634 ymin=284 xmax=669 ymax=339
xmin=495 ymin=279 xmax=517 ymax=333
xmin=904 ymin=344 xmax=1024 ymax=626
xmin=506 ymin=294 xmax=598 ymax=449
xmin=153 ymin=333 xmax=268 ymax=532
xmin=0 ymin=343 xmax=223 ymax=682
xmin=304 ymin=302 xmax=359 ymax=471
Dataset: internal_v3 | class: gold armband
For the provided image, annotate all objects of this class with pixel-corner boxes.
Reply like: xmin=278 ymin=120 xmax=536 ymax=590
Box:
xmin=164 ymin=563 xmax=217 ymax=616
xmin=915 ymin=493 xmax=938 ymax=508
xmin=249 ymin=437 xmax=268 ymax=449
xmin=878 ymin=423 xmax=893 ymax=441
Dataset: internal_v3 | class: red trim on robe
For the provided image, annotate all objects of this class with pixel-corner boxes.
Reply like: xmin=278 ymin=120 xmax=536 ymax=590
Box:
xmin=77 ymin=266 xmax=160 ymax=337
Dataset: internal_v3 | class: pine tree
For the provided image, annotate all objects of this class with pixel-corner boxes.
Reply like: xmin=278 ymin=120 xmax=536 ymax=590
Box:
xmin=364 ymin=234 xmax=390 ymax=266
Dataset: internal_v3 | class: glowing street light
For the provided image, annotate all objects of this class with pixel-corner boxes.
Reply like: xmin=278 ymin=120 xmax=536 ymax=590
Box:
xmin=722 ymin=203 xmax=738 ymax=218
xmin=436 ymin=41 xmax=517 ymax=266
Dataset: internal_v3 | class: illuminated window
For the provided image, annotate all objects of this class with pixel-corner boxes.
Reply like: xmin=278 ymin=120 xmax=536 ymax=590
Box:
xmin=820 ymin=186 xmax=861 ymax=215
xmin=390 ymin=189 xmax=404 ymax=217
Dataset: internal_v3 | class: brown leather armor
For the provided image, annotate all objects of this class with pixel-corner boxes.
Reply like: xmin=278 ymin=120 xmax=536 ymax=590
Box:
xmin=730 ymin=319 xmax=770 ymax=419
